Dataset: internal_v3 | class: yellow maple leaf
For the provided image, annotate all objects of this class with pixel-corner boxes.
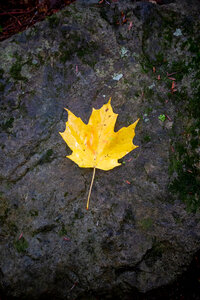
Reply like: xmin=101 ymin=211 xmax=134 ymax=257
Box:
xmin=59 ymin=98 xmax=139 ymax=209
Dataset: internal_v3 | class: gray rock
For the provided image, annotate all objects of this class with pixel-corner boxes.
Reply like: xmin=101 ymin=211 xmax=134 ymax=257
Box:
xmin=0 ymin=0 xmax=200 ymax=299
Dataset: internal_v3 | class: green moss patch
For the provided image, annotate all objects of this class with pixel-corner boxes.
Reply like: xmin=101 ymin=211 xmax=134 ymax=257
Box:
xmin=142 ymin=135 xmax=151 ymax=143
xmin=140 ymin=13 xmax=200 ymax=212
xmin=0 ymin=82 xmax=5 ymax=92
xmin=48 ymin=14 xmax=60 ymax=28
xmin=139 ymin=218 xmax=153 ymax=231
xmin=9 ymin=54 xmax=27 ymax=81
xmin=14 ymin=237 xmax=29 ymax=253
xmin=1 ymin=117 xmax=14 ymax=131
xmin=58 ymin=224 xmax=68 ymax=237
xmin=0 ymin=68 xmax=4 ymax=78
xmin=169 ymin=141 xmax=200 ymax=212
xmin=39 ymin=149 xmax=54 ymax=164
xmin=59 ymin=36 xmax=98 ymax=67
xmin=168 ymin=49 xmax=200 ymax=212
xmin=29 ymin=209 xmax=39 ymax=217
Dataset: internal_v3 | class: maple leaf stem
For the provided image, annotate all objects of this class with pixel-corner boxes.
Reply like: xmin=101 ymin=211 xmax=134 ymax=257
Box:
xmin=86 ymin=167 xmax=96 ymax=210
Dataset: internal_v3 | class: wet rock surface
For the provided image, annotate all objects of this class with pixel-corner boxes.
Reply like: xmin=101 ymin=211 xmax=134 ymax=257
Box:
xmin=0 ymin=0 xmax=200 ymax=299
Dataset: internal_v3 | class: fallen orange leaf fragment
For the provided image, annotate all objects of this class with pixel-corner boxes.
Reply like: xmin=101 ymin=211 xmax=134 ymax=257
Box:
xmin=166 ymin=114 xmax=172 ymax=121
xmin=128 ymin=21 xmax=133 ymax=30
xmin=18 ymin=233 xmax=23 ymax=240
xmin=60 ymin=98 xmax=139 ymax=209
xmin=121 ymin=11 xmax=127 ymax=24
xmin=171 ymin=81 xmax=177 ymax=93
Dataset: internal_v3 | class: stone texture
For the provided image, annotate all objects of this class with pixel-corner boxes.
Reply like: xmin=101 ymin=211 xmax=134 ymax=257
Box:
xmin=0 ymin=0 xmax=200 ymax=299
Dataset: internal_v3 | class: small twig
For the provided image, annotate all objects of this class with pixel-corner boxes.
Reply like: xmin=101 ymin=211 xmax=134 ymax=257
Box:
xmin=167 ymin=72 xmax=177 ymax=76
xmin=69 ymin=281 xmax=78 ymax=291
xmin=8 ymin=12 xmax=22 ymax=27
xmin=0 ymin=8 xmax=36 ymax=15
xmin=26 ymin=11 xmax=37 ymax=29
xmin=86 ymin=167 xmax=96 ymax=210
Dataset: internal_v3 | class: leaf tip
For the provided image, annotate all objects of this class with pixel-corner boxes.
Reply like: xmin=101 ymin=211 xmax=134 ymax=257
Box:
xmin=132 ymin=118 xmax=140 ymax=129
